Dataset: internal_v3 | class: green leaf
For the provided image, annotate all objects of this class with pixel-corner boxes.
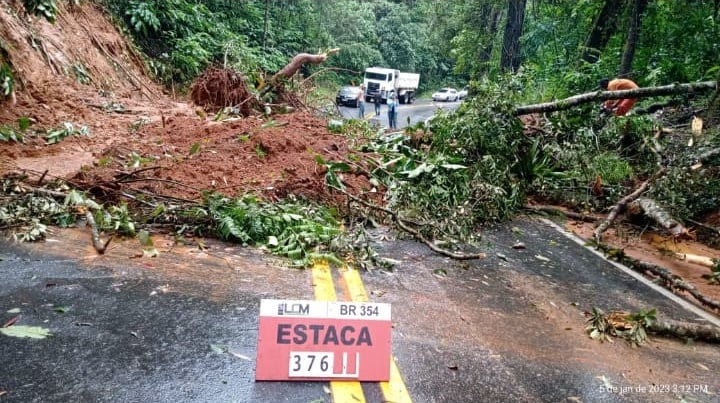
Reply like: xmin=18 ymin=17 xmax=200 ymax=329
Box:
xmin=189 ymin=142 xmax=201 ymax=155
xmin=17 ymin=116 xmax=30 ymax=132
xmin=151 ymin=204 xmax=166 ymax=218
xmin=53 ymin=306 xmax=71 ymax=313
xmin=405 ymin=162 xmax=434 ymax=178
xmin=0 ymin=325 xmax=52 ymax=339
xmin=138 ymin=230 xmax=153 ymax=247
xmin=329 ymin=162 xmax=352 ymax=172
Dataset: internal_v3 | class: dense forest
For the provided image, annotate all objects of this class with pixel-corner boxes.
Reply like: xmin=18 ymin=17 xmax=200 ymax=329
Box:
xmin=1 ymin=0 xmax=719 ymax=270
xmin=88 ymin=0 xmax=720 ymax=98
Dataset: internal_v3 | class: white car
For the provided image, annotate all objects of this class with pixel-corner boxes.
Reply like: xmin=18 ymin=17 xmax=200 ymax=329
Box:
xmin=457 ymin=86 xmax=468 ymax=100
xmin=432 ymin=88 xmax=458 ymax=102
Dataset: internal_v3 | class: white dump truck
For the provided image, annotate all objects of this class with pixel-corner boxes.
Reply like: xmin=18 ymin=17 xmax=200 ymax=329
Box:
xmin=363 ymin=67 xmax=420 ymax=104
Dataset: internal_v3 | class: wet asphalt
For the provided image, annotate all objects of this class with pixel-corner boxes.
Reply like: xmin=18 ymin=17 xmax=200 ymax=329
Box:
xmin=1 ymin=216 xmax=719 ymax=403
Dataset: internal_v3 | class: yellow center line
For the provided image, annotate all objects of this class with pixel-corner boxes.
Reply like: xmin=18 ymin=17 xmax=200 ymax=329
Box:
xmin=339 ymin=266 xmax=413 ymax=403
xmin=311 ymin=260 xmax=366 ymax=403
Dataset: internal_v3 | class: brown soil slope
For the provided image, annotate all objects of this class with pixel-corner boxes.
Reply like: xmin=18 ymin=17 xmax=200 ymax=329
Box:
xmin=0 ymin=0 xmax=364 ymax=203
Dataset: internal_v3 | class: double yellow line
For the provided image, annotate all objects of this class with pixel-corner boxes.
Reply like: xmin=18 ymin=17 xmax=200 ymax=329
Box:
xmin=311 ymin=261 xmax=412 ymax=403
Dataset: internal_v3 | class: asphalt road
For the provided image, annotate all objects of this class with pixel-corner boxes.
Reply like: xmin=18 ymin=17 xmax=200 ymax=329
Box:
xmin=1 ymin=216 xmax=719 ymax=403
xmin=338 ymin=98 xmax=461 ymax=129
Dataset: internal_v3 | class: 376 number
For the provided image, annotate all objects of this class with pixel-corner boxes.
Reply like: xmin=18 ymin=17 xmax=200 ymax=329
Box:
xmin=289 ymin=352 xmax=333 ymax=377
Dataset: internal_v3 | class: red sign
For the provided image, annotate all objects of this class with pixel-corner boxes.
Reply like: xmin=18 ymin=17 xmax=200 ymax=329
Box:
xmin=255 ymin=299 xmax=392 ymax=381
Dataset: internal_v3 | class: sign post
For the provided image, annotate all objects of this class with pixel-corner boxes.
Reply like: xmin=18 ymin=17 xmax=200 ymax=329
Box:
xmin=255 ymin=299 xmax=392 ymax=381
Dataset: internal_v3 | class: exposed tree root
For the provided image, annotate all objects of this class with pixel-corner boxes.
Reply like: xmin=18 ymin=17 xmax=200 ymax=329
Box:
xmin=190 ymin=49 xmax=340 ymax=115
xmin=189 ymin=67 xmax=262 ymax=115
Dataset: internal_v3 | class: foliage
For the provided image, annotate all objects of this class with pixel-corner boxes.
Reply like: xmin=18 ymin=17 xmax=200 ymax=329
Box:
xmin=21 ymin=0 xmax=58 ymax=23
xmin=0 ymin=184 xmax=140 ymax=242
xmin=125 ymin=151 xmax=155 ymax=168
xmin=703 ymin=259 xmax=720 ymax=285
xmin=105 ymin=0 xmax=316 ymax=86
xmin=646 ymin=125 xmax=720 ymax=220
xmin=620 ymin=308 xmax=656 ymax=347
xmin=586 ymin=307 xmax=656 ymax=347
xmin=0 ymin=180 xmax=65 ymax=241
xmin=96 ymin=203 xmax=137 ymax=236
xmin=99 ymin=0 xmax=720 ymax=99
xmin=0 ymin=325 xmax=52 ymax=339
xmin=411 ymin=77 xmax=528 ymax=226
xmin=1 ymin=63 xmax=13 ymax=98
xmin=636 ymin=2 xmax=720 ymax=84
xmin=206 ymin=194 xmax=343 ymax=267
xmin=585 ymin=307 xmax=614 ymax=343
xmin=0 ymin=117 xmax=31 ymax=143
xmin=45 ymin=122 xmax=90 ymax=145
xmin=320 ymin=81 xmax=531 ymax=242
xmin=72 ymin=63 xmax=91 ymax=85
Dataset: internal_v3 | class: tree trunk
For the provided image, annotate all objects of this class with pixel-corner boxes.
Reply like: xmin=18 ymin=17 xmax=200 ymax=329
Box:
xmin=618 ymin=0 xmax=649 ymax=76
xmin=500 ymin=0 xmax=526 ymax=73
xmin=581 ymin=0 xmax=628 ymax=64
xmin=514 ymin=81 xmax=719 ymax=116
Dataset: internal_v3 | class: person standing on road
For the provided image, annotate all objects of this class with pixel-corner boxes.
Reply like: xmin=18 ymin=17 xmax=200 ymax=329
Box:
xmin=599 ymin=77 xmax=639 ymax=116
xmin=374 ymin=88 xmax=382 ymax=116
xmin=387 ymin=94 xmax=399 ymax=130
xmin=357 ymin=85 xmax=365 ymax=118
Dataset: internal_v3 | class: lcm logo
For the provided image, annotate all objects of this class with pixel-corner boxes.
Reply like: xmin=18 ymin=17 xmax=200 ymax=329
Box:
xmin=277 ymin=302 xmax=310 ymax=316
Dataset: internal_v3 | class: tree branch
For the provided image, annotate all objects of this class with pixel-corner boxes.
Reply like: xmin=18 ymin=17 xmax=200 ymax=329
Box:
xmin=514 ymin=81 xmax=718 ymax=116
xmin=329 ymin=185 xmax=486 ymax=260
xmin=594 ymin=167 xmax=666 ymax=243
xmin=271 ymin=48 xmax=341 ymax=83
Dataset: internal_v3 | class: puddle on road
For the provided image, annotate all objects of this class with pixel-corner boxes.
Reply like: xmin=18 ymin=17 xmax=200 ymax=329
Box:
xmin=21 ymin=227 xmax=312 ymax=302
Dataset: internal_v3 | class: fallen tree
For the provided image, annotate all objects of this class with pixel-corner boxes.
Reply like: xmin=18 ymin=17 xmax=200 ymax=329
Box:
xmin=514 ymin=81 xmax=718 ymax=116
xmin=626 ymin=197 xmax=692 ymax=239
xmin=593 ymin=168 xmax=666 ymax=243
xmin=190 ymin=48 xmax=340 ymax=114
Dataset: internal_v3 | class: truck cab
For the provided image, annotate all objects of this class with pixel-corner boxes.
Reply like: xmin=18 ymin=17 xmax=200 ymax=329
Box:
xmin=363 ymin=67 xmax=419 ymax=104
